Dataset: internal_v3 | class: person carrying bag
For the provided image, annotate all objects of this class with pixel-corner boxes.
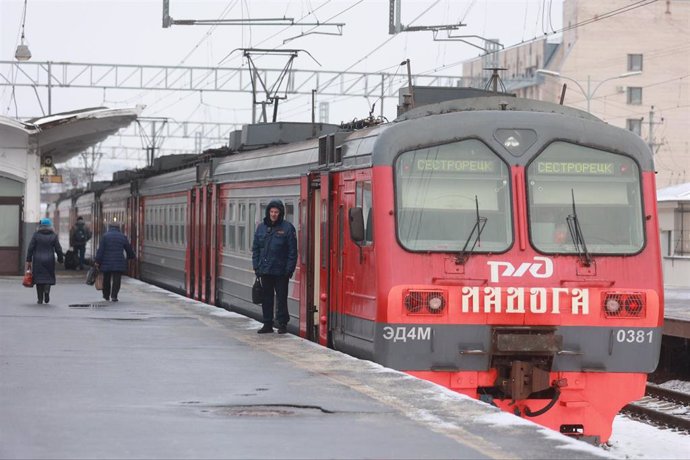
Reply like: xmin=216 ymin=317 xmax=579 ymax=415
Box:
xmin=25 ymin=218 xmax=63 ymax=304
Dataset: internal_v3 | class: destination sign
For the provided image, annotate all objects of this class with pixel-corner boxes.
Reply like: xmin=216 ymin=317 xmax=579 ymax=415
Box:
xmin=414 ymin=159 xmax=497 ymax=173
xmin=535 ymin=161 xmax=615 ymax=175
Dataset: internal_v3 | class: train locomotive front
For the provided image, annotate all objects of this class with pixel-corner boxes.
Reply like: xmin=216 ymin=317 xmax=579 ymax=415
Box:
xmin=334 ymin=97 xmax=663 ymax=443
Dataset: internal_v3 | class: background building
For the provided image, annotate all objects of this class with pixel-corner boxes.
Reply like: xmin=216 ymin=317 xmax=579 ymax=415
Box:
xmin=463 ymin=0 xmax=689 ymax=189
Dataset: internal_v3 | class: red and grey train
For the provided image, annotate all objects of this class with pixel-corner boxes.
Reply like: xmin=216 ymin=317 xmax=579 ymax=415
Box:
xmin=48 ymin=93 xmax=663 ymax=443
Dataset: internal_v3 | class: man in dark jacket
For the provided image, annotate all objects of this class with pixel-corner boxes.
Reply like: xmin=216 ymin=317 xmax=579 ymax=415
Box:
xmin=69 ymin=216 xmax=92 ymax=270
xmin=251 ymin=199 xmax=297 ymax=334
xmin=95 ymin=222 xmax=135 ymax=302
xmin=26 ymin=218 xmax=64 ymax=304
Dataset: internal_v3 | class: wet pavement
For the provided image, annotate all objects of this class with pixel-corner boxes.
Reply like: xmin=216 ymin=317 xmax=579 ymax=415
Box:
xmin=1 ymin=273 xmax=611 ymax=459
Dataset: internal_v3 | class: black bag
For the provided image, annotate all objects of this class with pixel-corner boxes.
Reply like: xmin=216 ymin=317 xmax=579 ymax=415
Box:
xmin=252 ymin=277 xmax=263 ymax=305
xmin=86 ymin=266 xmax=98 ymax=286
xmin=64 ymin=250 xmax=78 ymax=270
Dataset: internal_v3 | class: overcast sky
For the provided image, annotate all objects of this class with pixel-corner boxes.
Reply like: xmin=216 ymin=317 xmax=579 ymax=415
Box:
xmin=1 ymin=0 xmax=564 ymax=176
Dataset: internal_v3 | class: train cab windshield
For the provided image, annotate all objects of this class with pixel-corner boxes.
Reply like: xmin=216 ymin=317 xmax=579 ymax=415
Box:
xmin=527 ymin=142 xmax=645 ymax=255
xmin=394 ymin=139 xmax=512 ymax=252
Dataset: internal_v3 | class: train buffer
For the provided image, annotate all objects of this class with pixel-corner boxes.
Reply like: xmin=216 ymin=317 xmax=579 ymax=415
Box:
xmin=0 ymin=273 xmax=610 ymax=459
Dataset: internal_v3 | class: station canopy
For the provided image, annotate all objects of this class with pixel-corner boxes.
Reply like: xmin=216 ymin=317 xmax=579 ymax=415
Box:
xmin=27 ymin=105 xmax=143 ymax=165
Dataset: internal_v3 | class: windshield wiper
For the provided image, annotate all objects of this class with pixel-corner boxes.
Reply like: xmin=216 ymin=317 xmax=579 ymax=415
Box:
xmin=456 ymin=195 xmax=488 ymax=265
xmin=566 ymin=189 xmax=593 ymax=266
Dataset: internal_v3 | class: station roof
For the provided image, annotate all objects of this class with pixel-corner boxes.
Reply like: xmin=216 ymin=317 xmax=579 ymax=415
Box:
xmin=27 ymin=106 xmax=143 ymax=165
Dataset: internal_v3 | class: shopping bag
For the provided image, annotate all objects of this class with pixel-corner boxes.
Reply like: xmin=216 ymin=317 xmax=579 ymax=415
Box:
xmin=85 ymin=266 xmax=98 ymax=285
xmin=22 ymin=271 xmax=33 ymax=288
xmin=94 ymin=272 xmax=104 ymax=291
xmin=252 ymin=277 xmax=263 ymax=304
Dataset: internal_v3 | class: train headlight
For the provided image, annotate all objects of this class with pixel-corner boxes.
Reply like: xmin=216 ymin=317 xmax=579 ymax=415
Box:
xmin=427 ymin=294 xmax=445 ymax=313
xmin=605 ymin=297 xmax=621 ymax=313
xmin=602 ymin=292 xmax=646 ymax=318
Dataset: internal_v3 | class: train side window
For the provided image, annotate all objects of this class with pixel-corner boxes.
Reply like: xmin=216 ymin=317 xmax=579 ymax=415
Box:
xmin=182 ymin=204 xmax=187 ymax=245
xmin=180 ymin=205 xmax=185 ymax=246
xmin=168 ymin=206 xmax=173 ymax=245
xmin=238 ymin=203 xmax=247 ymax=252
xmin=158 ymin=207 xmax=163 ymax=243
xmin=284 ymin=202 xmax=294 ymax=223
xmin=248 ymin=203 xmax=256 ymax=250
xmin=164 ymin=207 xmax=170 ymax=244
xmin=284 ymin=200 xmax=299 ymax=243
xmin=355 ymin=181 xmax=373 ymax=244
xmin=220 ymin=203 xmax=227 ymax=248
xmin=175 ymin=206 xmax=181 ymax=246
xmin=228 ymin=202 xmax=236 ymax=251
xmin=154 ymin=207 xmax=159 ymax=243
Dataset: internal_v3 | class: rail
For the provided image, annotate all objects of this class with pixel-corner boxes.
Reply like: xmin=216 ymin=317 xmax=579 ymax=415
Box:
xmin=622 ymin=383 xmax=690 ymax=432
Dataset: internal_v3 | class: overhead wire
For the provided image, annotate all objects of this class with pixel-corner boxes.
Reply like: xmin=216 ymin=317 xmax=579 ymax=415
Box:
xmin=148 ymin=0 xmax=342 ymax=117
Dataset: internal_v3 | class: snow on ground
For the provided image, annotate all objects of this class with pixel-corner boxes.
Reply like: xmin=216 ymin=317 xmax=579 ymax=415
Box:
xmin=660 ymin=380 xmax=690 ymax=393
xmin=605 ymin=415 xmax=690 ymax=459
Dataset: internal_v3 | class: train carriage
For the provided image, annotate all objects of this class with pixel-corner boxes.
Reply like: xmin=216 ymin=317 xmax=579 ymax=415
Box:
xmin=76 ymin=92 xmax=662 ymax=444
xmin=212 ymin=123 xmax=341 ymax=333
xmin=138 ymin=166 xmax=198 ymax=295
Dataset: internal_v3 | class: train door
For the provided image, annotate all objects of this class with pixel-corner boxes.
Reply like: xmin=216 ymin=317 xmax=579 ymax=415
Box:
xmin=200 ymin=184 xmax=209 ymax=302
xmin=191 ymin=186 xmax=203 ymax=300
xmin=128 ymin=194 xmax=139 ymax=278
xmin=299 ymin=172 xmax=321 ymax=341
xmin=137 ymin=197 xmax=145 ymax=281
xmin=317 ymin=172 xmax=331 ymax=346
xmin=185 ymin=190 xmax=194 ymax=297
xmin=208 ymin=183 xmax=218 ymax=305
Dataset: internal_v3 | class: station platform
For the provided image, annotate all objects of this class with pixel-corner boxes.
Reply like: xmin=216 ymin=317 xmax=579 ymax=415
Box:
xmin=0 ymin=272 xmax=607 ymax=460
xmin=664 ymin=287 xmax=690 ymax=339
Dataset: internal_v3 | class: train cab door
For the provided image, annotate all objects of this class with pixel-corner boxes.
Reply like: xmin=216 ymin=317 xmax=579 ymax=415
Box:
xmin=329 ymin=172 xmax=356 ymax=347
xmin=200 ymin=184 xmax=210 ymax=302
xmin=316 ymin=171 xmax=331 ymax=346
xmin=184 ymin=190 xmax=194 ymax=298
xmin=192 ymin=185 xmax=203 ymax=300
xmin=198 ymin=182 xmax=215 ymax=303
xmin=208 ymin=183 xmax=218 ymax=305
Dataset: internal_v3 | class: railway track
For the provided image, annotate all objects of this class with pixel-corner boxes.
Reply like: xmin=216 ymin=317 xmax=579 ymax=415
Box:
xmin=622 ymin=383 xmax=690 ymax=432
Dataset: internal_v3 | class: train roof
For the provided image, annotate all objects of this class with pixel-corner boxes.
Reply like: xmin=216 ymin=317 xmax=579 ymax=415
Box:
xmin=395 ymin=96 xmax=599 ymax=122
xmin=374 ymin=96 xmax=654 ymax=170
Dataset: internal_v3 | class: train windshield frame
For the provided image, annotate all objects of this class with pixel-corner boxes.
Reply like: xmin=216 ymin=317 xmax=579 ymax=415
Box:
xmin=394 ymin=139 xmax=512 ymax=253
xmin=526 ymin=142 xmax=645 ymax=255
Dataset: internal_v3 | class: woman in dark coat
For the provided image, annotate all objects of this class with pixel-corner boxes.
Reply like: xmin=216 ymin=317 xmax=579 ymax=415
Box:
xmin=26 ymin=218 xmax=64 ymax=304
xmin=95 ymin=222 xmax=135 ymax=302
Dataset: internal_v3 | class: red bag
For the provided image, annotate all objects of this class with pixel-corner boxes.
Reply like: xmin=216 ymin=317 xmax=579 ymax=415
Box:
xmin=22 ymin=271 xmax=33 ymax=288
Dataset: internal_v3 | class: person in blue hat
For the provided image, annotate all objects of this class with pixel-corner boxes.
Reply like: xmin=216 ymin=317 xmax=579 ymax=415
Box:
xmin=26 ymin=218 xmax=64 ymax=304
